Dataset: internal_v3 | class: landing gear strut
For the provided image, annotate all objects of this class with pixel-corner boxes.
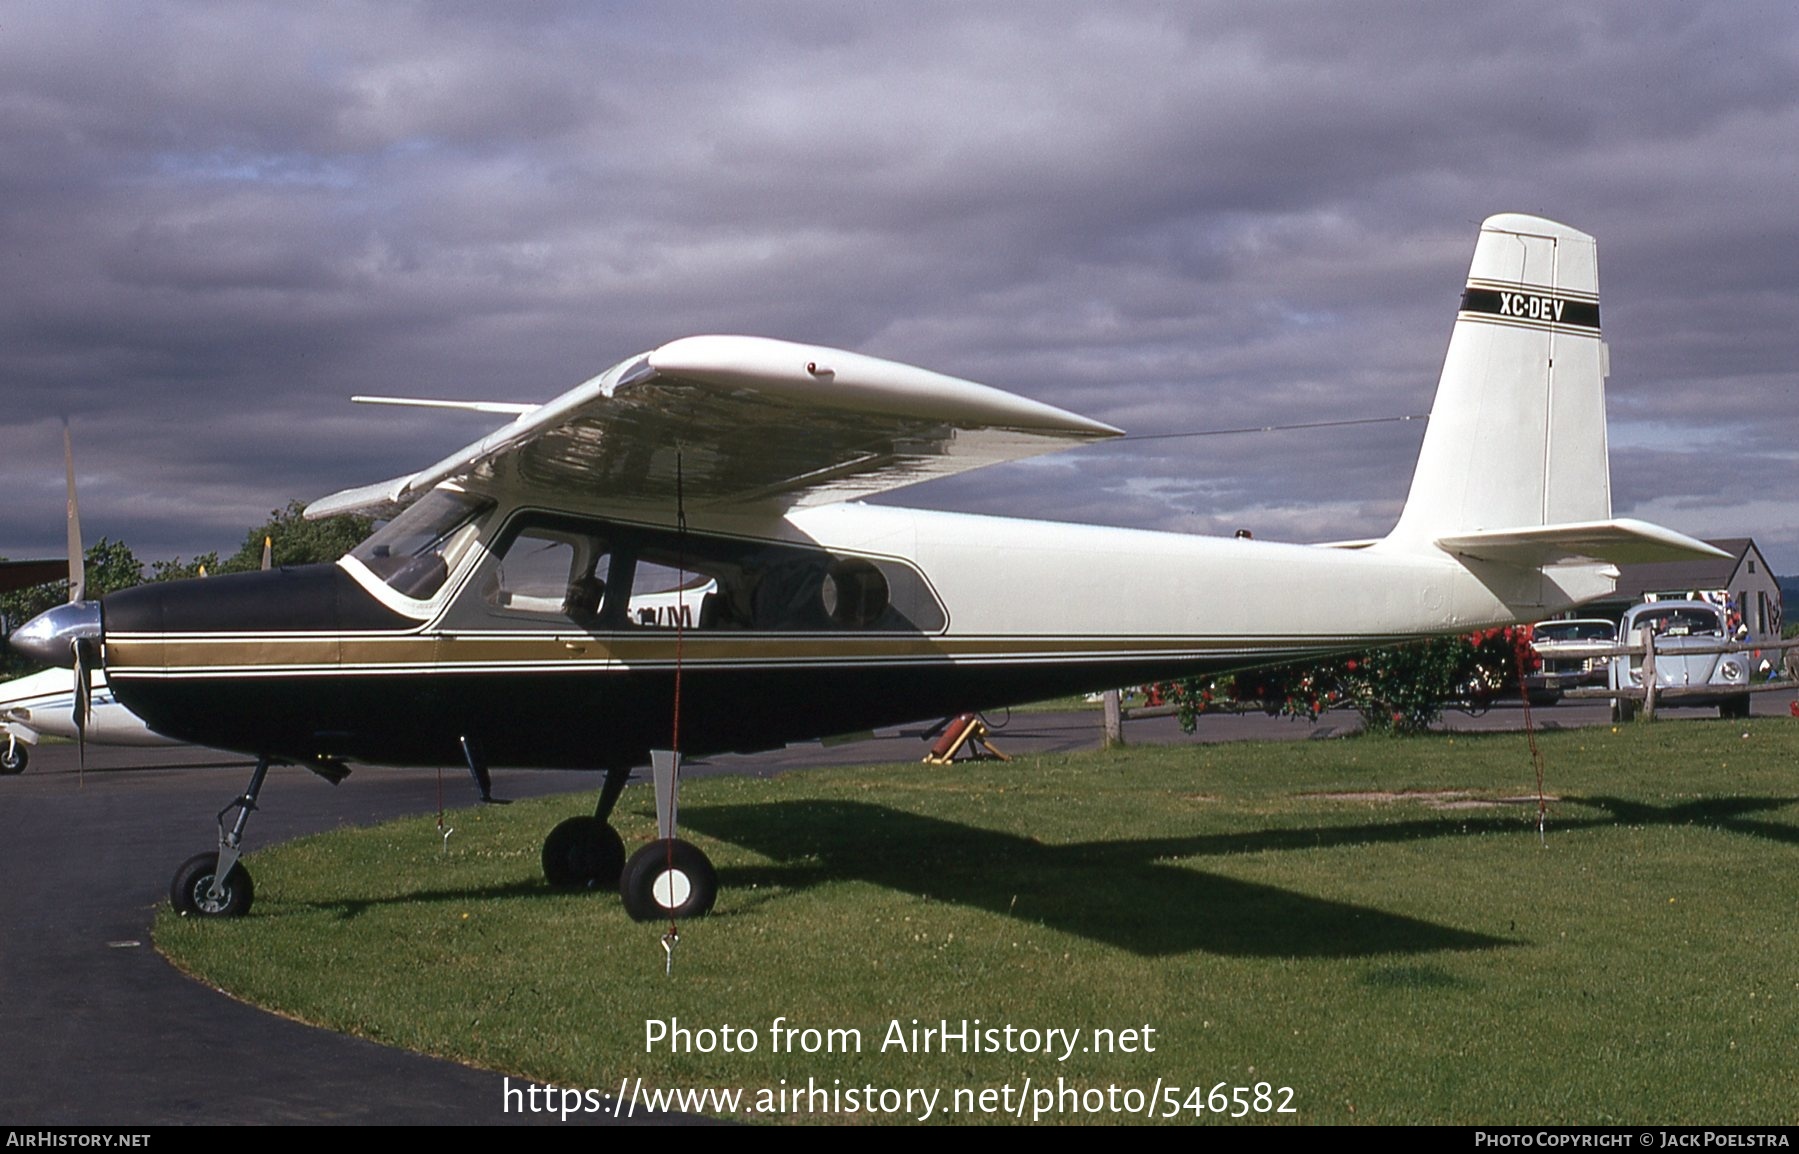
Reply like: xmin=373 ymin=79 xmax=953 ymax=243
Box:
xmin=460 ymin=735 xmax=508 ymax=804
xmin=170 ymin=756 xmax=270 ymax=918
xmin=618 ymin=750 xmax=716 ymax=922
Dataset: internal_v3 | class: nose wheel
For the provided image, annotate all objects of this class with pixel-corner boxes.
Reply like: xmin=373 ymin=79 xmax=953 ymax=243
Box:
xmin=168 ymin=756 xmax=270 ymax=918
xmin=170 ymin=852 xmax=254 ymax=917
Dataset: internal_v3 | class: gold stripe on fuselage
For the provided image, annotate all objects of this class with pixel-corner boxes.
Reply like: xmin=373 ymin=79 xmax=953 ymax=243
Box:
xmin=105 ymin=630 xmax=1389 ymax=677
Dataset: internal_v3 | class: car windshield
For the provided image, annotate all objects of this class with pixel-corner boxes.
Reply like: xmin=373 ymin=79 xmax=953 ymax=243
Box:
xmin=1536 ymin=622 xmax=1614 ymax=642
xmin=351 ymin=489 xmax=494 ymax=600
xmin=1628 ymin=608 xmax=1722 ymax=638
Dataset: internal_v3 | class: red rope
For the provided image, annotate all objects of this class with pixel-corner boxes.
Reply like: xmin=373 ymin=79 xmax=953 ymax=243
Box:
xmin=1512 ymin=630 xmax=1548 ymax=842
xmin=666 ymin=453 xmax=687 ymax=941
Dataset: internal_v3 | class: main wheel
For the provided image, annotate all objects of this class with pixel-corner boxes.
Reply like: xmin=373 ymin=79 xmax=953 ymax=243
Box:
xmin=169 ymin=852 xmax=254 ymax=918
xmin=619 ymin=839 xmax=717 ymax=922
xmin=0 ymin=744 xmax=26 ymax=774
xmin=542 ymin=817 xmax=626 ymax=890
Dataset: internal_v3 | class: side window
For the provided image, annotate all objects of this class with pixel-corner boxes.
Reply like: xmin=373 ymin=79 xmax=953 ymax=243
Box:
xmin=617 ymin=536 xmax=942 ymax=633
xmin=823 ymin=558 xmax=890 ymax=627
xmin=625 ymin=558 xmax=710 ymax=629
xmin=483 ymin=527 xmax=612 ymax=624
xmin=447 ymin=513 xmax=945 ymax=634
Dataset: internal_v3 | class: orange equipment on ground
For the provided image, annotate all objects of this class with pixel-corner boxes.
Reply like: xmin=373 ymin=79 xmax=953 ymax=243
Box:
xmin=922 ymin=712 xmax=1010 ymax=765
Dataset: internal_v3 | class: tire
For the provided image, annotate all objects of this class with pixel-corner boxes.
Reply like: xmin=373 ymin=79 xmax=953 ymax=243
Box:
xmin=1721 ymin=696 xmax=1752 ymax=720
xmin=1612 ymin=698 xmax=1638 ymax=723
xmin=169 ymin=852 xmax=254 ymax=918
xmin=619 ymin=839 xmax=717 ymax=922
xmin=0 ymin=744 xmax=25 ymax=775
xmin=542 ymin=817 xmax=626 ymax=890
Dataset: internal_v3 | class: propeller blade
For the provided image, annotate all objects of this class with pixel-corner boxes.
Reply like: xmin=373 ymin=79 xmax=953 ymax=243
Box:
xmin=64 ymin=424 xmax=84 ymax=604
xmin=261 ymin=535 xmax=272 ymax=571
xmin=71 ymin=637 xmax=93 ymax=779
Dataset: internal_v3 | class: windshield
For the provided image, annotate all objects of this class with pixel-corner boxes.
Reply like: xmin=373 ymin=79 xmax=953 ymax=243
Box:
xmin=1536 ymin=622 xmax=1615 ymax=642
xmin=351 ymin=489 xmax=494 ymax=600
xmin=1627 ymin=608 xmax=1723 ymax=638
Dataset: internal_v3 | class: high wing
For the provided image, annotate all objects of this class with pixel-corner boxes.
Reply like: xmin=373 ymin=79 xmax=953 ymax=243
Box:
xmin=306 ymin=335 xmax=1121 ymax=520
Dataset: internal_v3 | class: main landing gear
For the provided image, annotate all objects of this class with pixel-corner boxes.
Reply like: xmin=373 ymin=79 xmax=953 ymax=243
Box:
xmin=542 ymin=765 xmax=630 ymax=889
xmin=540 ymin=751 xmax=717 ymax=921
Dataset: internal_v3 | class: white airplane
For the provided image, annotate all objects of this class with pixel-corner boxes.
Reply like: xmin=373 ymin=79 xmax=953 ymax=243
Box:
xmin=13 ymin=213 xmax=1725 ymax=921
xmin=0 ymin=666 xmax=180 ymax=772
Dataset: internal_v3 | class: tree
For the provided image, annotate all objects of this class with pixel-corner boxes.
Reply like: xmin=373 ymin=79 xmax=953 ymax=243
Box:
xmin=216 ymin=500 xmax=374 ymax=573
xmin=151 ymin=553 xmax=219 ymax=582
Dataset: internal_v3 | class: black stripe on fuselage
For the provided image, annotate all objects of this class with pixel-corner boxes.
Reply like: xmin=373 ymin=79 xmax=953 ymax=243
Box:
xmin=1459 ymin=287 xmax=1600 ymax=331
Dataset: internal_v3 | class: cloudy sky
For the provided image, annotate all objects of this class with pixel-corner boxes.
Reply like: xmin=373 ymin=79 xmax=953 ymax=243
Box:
xmin=2 ymin=3 xmax=1795 ymax=573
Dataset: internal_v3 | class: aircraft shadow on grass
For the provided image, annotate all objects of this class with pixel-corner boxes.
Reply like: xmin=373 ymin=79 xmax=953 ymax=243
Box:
xmin=287 ymin=793 xmax=1797 ymax=953
xmin=1562 ymin=795 xmax=1799 ymax=848
xmin=678 ymin=792 xmax=1799 ymax=956
xmin=676 ymin=800 xmax=1515 ymax=959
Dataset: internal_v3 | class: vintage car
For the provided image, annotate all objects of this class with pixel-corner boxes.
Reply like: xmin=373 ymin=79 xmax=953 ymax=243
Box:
xmin=1608 ymin=599 xmax=1753 ymax=720
xmin=1526 ymin=618 xmax=1617 ymax=703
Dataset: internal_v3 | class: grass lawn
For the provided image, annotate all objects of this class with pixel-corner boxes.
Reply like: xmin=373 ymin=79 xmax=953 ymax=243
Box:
xmin=158 ymin=719 xmax=1799 ymax=1125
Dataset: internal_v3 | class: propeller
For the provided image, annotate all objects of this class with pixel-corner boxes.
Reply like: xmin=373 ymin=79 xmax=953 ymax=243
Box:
xmin=72 ymin=635 xmax=95 ymax=778
xmin=65 ymin=422 xmax=84 ymax=604
xmin=64 ymin=423 xmax=90 ymax=774
xmin=261 ymin=535 xmax=272 ymax=571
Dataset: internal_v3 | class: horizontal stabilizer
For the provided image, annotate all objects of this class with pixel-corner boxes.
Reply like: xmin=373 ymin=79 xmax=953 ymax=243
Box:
xmin=1435 ymin=519 xmax=1729 ymax=567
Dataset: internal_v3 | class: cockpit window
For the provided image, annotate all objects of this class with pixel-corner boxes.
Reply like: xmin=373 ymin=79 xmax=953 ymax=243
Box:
xmin=352 ymin=489 xmax=493 ymax=601
xmin=483 ymin=526 xmax=613 ymax=625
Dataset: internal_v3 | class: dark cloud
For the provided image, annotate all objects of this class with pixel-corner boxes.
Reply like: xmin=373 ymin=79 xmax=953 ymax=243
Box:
xmin=2 ymin=3 xmax=1795 ymax=572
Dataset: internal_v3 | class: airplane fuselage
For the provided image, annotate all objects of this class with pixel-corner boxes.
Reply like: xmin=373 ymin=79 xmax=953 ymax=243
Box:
xmin=98 ymin=493 xmax=1612 ymax=771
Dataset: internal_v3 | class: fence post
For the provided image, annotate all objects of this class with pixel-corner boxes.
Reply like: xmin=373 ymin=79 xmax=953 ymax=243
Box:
xmin=1103 ymin=688 xmax=1124 ymax=748
xmin=1639 ymin=625 xmax=1658 ymax=721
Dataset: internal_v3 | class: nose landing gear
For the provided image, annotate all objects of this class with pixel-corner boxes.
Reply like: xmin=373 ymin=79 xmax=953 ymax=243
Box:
xmin=169 ymin=756 xmax=271 ymax=918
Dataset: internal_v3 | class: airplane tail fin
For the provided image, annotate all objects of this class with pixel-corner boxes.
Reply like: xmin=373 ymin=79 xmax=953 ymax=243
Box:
xmin=1390 ymin=213 xmax=1610 ymax=543
xmin=1384 ymin=213 xmax=1720 ymax=569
